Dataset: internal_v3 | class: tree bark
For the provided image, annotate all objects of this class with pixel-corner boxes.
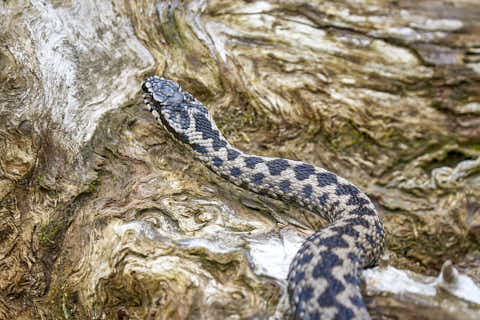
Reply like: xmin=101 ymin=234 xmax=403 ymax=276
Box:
xmin=1 ymin=0 xmax=479 ymax=319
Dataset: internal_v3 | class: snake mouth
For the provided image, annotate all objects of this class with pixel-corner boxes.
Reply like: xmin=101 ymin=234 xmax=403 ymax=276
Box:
xmin=142 ymin=92 xmax=152 ymax=110
xmin=142 ymin=79 xmax=158 ymax=111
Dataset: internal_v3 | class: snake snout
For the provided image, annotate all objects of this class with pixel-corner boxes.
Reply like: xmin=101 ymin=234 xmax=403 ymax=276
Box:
xmin=141 ymin=80 xmax=150 ymax=93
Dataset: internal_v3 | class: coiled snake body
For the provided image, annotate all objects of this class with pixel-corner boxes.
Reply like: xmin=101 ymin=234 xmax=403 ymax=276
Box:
xmin=142 ymin=76 xmax=385 ymax=320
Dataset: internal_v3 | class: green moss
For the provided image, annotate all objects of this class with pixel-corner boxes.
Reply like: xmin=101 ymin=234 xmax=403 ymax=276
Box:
xmin=328 ymin=119 xmax=371 ymax=152
xmin=103 ymin=147 xmax=117 ymax=160
xmin=61 ymin=285 xmax=77 ymax=319
xmin=216 ymin=97 xmax=261 ymax=137
xmin=39 ymin=220 xmax=63 ymax=247
xmin=470 ymin=144 xmax=480 ymax=151
xmin=421 ymin=149 xmax=474 ymax=172
xmin=35 ymin=172 xmax=54 ymax=191
xmin=87 ymin=177 xmax=101 ymax=193
xmin=430 ymin=99 xmax=443 ymax=109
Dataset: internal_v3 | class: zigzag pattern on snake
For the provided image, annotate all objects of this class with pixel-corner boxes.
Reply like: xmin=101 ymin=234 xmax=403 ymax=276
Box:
xmin=142 ymin=76 xmax=385 ymax=320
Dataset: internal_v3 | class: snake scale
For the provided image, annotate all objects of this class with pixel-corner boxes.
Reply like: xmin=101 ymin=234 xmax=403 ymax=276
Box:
xmin=142 ymin=76 xmax=385 ymax=320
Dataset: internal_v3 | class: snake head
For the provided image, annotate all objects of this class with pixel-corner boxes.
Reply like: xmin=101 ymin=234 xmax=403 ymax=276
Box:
xmin=142 ymin=76 xmax=226 ymax=155
xmin=142 ymin=76 xmax=183 ymax=108
xmin=142 ymin=76 xmax=202 ymax=142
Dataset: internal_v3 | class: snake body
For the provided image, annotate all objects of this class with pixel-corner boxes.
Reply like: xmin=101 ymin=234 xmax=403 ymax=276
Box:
xmin=142 ymin=76 xmax=385 ymax=320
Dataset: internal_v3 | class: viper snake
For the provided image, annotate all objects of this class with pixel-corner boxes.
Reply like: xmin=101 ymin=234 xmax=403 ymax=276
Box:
xmin=142 ymin=76 xmax=385 ymax=320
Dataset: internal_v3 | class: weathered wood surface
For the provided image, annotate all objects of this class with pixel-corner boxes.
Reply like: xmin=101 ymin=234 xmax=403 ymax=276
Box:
xmin=1 ymin=0 xmax=479 ymax=319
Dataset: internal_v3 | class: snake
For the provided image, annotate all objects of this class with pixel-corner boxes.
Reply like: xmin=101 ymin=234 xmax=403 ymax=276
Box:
xmin=142 ymin=76 xmax=385 ymax=320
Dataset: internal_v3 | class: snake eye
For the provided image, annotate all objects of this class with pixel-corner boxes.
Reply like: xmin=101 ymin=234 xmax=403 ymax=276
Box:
xmin=141 ymin=81 xmax=151 ymax=93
